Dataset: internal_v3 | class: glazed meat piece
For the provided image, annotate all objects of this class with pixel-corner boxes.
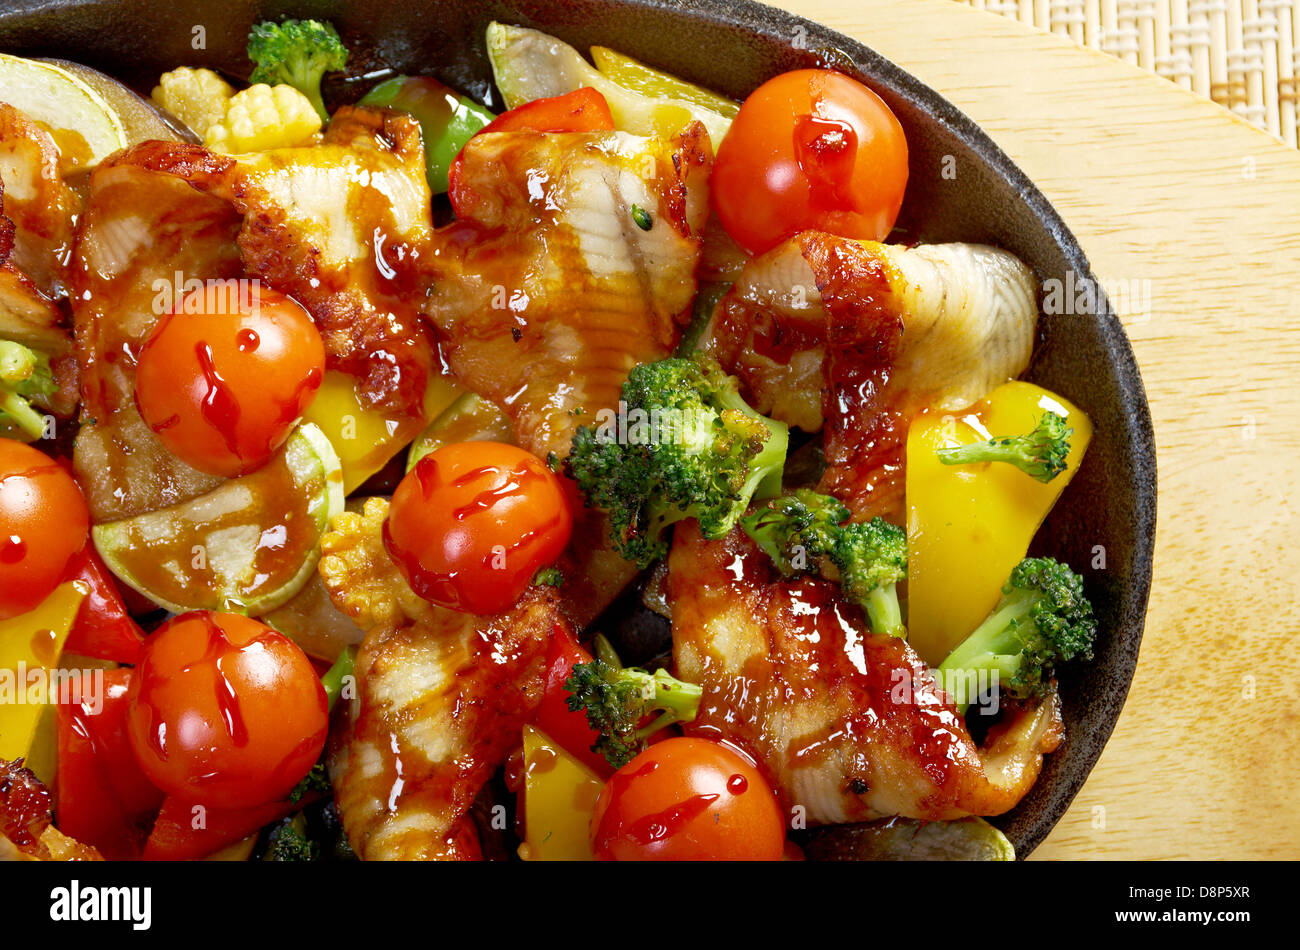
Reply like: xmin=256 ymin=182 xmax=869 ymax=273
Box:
xmin=0 ymin=103 xmax=80 ymax=299
xmin=68 ymin=147 xmax=242 ymax=520
xmin=328 ymin=590 xmax=567 ymax=860
xmin=667 ymin=521 xmax=1063 ymax=825
xmin=69 ymin=109 xmax=443 ymax=520
xmin=421 ymin=123 xmax=712 ymax=459
xmin=704 ymin=232 xmax=1036 ymax=521
xmin=0 ymin=758 xmax=100 ymax=861
xmin=120 ymin=107 xmax=439 ymax=421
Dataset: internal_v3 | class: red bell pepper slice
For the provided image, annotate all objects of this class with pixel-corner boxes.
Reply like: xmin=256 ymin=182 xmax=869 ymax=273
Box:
xmin=142 ymin=792 xmax=321 ymax=861
xmin=532 ymin=622 xmax=613 ymax=776
xmin=448 ymin=87 xmax=616 ymax=218
xmin=55 ymin=668 xmax=165 ymax=860
xmin=62 ymin=547 xmax=146 ymax=664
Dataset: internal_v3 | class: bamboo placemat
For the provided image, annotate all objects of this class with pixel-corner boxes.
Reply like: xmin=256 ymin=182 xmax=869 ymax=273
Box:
xmin=958 ymin=0 xmax=1300 ymax=145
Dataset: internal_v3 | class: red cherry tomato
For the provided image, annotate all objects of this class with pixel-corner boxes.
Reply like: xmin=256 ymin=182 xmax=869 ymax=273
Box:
xmin=384 ymin=441 xmax=573 ymax=615
xmin=449 ymin=87 xmax=615 ymax=218
xmin=590 ymin=737 xmax=786 ymax=861
xmin=134 ymin=283 xmax=326 ymax=478
xmin=0 ymin=440 xmax=88 ymax=620
xmin=712 ymin=69 xmax=909 ymax=255
xmin=125 ymin=611 xmax=327 ymax=809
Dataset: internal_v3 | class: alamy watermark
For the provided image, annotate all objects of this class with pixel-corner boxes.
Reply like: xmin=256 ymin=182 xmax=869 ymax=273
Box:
xmin=150 ymin=273 xmax=262 ymax=316
xmin=0 ymin=664 xmax=106 ymax=713
xmin=1043 ymin=270 xmax=1152 ymax=324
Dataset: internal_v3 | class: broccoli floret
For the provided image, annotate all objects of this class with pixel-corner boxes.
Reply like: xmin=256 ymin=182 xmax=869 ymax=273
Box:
xmin=936 ymin=411 xmax=1073 ymax=483
xmin=565 ymin=355 xmax=788 ymax=568
xmin=264 ymin=813 xmax=320 ymax=862
xmin=741 ymin=488 xmax=846 ymax=571
xmin=834 ymin=517 xmax=908 ymax=636
xmin=0 ymin=340 xmax=55 ymax=441
xmin=247 ymin=18 xmax=348 ymax=121
xmin=531 ymin=565 xmax=565 ymax=588
xmin=564 ymin=659 xmax=703 ymax=768
xmin=288 ymin=762 xmax=331 ymax=804
xmin=937 ymin=557 xmax=1097 ymax=714
xmin=740 ymin=489 xmax=907 ymax=636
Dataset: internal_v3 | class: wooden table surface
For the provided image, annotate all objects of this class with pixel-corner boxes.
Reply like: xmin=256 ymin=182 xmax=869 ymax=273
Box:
xmin=771 ymin=0 xmax=1300 ymax=859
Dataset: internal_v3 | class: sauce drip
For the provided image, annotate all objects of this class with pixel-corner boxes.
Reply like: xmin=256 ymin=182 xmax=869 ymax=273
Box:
xmin=195 ymin=340 xmax=244 ymax=463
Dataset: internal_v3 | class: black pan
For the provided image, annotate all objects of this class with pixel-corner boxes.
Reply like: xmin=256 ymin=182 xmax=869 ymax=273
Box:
xmin=0 ymin=0 xmax=1157 ymax=858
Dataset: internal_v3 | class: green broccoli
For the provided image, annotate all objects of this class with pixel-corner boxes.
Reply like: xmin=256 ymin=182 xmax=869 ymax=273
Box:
xmin=288 ymin=762 xmax=331 ymax=805
xmin=0 ymin=340 xmax=55 ymax=441
xmin=936 ymin=411 xmax=1073 ymax=483
xmin=263 ymin=812 xmax=321 ymax=862
xmin=740 ymin=489 xmax=907 ymax=636
xmin=936 ymin=557 xmax=1097 ymax=714
xmin=531 ymin=565 xmax=565 ymax=588
xmin=247 ymin=18 xmax=348 ymax=121
xmin=565 ymin=355 xmax=788 ymax=568
xmin=564 ymin=659 xmax=703 ymax=768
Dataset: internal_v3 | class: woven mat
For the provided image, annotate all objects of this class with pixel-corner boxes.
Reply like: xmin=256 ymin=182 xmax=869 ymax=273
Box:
xmin=959 ymin=0 xmax=1300 ymax=145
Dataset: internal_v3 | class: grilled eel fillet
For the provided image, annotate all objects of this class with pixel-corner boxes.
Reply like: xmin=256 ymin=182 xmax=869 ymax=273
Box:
xmin=420 ymin=124 xmax=711 ymax=460
xmin=668 ymin=521 xmax=1063 ymax=826
xmin=328 ymin=591 xmax=568 ymax=860
xmin=319 ymin=499 xmax=574 ymax=860
xmin=704 ymin=232 xmax=1037 ymax=522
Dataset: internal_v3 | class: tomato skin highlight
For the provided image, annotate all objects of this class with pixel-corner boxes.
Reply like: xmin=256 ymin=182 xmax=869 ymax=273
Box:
xmin=134 ymin=283 xmax=326 ymax=478
xmin=125 ymin=611 xmax=328 ymax=809
xmin=0 ymin=440 xmax=88 ymax=621
xmin=712 ymin=69 xmax=908 ymax=255
xmin=590 ymin=736 xmax=786 ymax=860
xmin=384 ymin=441 xmax=573 ymax=616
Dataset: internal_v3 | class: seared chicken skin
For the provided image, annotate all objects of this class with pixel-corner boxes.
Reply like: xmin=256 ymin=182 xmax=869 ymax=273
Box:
xmin=705 ymin=232 xmax=1036 ymax=521
xmin=668 ymin=521 xmax=1063 ymax=825
xmin=422 ymin=124 xmax=712 ymax=460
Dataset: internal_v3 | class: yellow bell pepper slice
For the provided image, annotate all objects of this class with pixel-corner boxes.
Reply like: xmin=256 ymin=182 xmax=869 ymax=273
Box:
xmin=302 ymin=369 xmax=462 ymax=494
xmin=517 ymin=724 xmax=605 ymax=861
xmin=590 ymin=46 xmax=740 ymax=119
xmin=905 ymin=381 xmax=1092 ymax=666
xmin=0 ymin=581 xmax=86 ymax=761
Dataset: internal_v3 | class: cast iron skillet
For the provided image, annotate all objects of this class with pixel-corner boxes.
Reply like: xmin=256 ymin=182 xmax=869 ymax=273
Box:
xmin=0 ymin=0 xmax=1157 ymax=858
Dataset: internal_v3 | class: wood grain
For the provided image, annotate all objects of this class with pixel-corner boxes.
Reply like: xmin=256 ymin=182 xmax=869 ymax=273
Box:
xmin=771 ymin=0 xmax=1300 ymax=859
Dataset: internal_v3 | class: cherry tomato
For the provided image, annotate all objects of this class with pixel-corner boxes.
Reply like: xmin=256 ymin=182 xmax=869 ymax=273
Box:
xmin=590 ymin=737 xmax=786 ymax=860
xmin=449 ymin=87 xmax=615 ymax=218
xmin=125 ymin=611 xmax=328 ymax=809
xmin=134 ymin=283 xmax=326 ymax=478
xmin=0 ymin=440 xmax=88 ymax=620
xmin=384 ymin=441 xmax=573 ymax=615
xmin=712 ymin=69 xmax=909 ymax=255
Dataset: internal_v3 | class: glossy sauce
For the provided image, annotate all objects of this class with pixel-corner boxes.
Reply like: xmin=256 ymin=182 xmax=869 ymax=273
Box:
xmin=106 ymin=436 xmax=327 ymax=611
xmin=671 ymin=525 xmax=979 ymax=819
